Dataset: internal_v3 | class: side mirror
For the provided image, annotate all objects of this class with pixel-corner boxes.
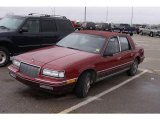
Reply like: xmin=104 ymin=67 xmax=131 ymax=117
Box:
xmin=103 ymin=51 xmax=114 ymax=57
xmin=19 ymin=27 xmax=28 ymax=33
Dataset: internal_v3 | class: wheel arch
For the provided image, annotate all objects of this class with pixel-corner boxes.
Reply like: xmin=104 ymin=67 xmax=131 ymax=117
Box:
xmin=135 ymin=56 xmax=141 ymax=64
xmin=77 ymin=68 xmax=97 ymax=84
xmin=0 ymin=40 xmax=15 ymax=55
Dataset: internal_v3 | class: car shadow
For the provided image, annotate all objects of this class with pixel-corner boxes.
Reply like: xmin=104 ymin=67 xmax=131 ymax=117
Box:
xmin=17 ymin=70 xmax=142 ymax=100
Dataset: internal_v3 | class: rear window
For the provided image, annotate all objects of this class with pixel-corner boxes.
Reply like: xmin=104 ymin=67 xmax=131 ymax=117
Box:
xmin=55 ymin=20 xmax=74 ymax=32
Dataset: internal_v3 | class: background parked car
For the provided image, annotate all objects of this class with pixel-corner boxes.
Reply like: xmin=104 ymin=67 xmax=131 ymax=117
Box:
xmin=132 ymin=24 xmax=144 ymax=34
xmin=0 ymin=13 xmax=74 ymax=67
xmin=95 ymin=22 xmax=112 ymax=31
xmin=141 ymin=25 xmax=160 ymax=37
xmin=139 ymin=24 xmax=147 ymax=34
xmin=119 ymin=24 xmax=136 ymax=36
xmin=71 ymin=21 xmax=81 ymax=30
xmin=81 ymin=22 xmax=96 ymax=30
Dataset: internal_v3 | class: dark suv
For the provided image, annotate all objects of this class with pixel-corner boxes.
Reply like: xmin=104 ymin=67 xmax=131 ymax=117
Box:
xmin=0 ymin=14 xmax=74 ymax=67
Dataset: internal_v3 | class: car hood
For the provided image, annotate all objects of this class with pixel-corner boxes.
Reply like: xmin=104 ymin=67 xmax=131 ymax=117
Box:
xmin=17 ymin=46 xmax=98 ymax=69
xmin=0 ymin=28 xmax=13 ymax=33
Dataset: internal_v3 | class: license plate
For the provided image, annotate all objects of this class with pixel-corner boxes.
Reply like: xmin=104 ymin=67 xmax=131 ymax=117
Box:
xmin=40 ymin=85 xmax=53 ymax=90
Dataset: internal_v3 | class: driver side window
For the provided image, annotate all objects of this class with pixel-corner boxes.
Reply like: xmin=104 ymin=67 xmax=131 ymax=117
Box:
xmin=104 ymin=37 xmax=120 ymax=55
xmin=22 ymin=20 xmax=40 ymax=33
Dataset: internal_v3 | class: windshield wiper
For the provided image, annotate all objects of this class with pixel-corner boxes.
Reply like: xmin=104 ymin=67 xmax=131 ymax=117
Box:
xmin=66 ymin=47 xmax=80 ymax=51
xmin=0 ymin=26 xmax=10 ymax=30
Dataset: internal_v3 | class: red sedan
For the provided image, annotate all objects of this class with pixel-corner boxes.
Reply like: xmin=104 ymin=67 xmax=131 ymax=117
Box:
xmin=8 ymin=30 xmax=144 ymax=98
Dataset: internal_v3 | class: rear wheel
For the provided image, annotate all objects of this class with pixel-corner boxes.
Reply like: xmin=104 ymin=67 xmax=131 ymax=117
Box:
xmin=74 ymin=72 xmax=92 ymax=98
xmin=0 ymin=46 xmax=10 ymax=67
xmin=127 ymin=59 xmax=138 ymax=76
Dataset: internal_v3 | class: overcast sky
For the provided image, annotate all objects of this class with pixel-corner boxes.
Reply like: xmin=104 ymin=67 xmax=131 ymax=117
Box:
xmin=0 ymin=7 xmax=160 ymax=24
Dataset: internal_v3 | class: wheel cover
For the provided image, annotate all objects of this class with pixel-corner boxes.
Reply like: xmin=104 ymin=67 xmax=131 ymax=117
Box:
xmin=0 ymin=51 xmax=7 ymax=64
xmin=84 ymin=74 xmax=91 ymax=94
xmin=132 ymin=61 xmax=138 ymax=74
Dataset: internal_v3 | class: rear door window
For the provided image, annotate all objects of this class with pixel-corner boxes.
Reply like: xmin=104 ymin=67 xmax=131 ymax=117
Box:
xmin=41 ymin=19 xmax=57 ymax=32
xmin=119 ymin=37 xmax=131 ymax=52
xmin=55 ymin=20 xmax=74 ymax=32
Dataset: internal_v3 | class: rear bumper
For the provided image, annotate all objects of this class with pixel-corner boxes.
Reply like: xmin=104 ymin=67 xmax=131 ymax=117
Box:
xmin=8 ymin=65 xmax=76 ymax=94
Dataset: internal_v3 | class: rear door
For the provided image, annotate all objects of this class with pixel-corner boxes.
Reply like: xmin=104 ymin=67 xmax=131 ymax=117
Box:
xmin=117 ymin=36 xmax=134 ymax=71
xmin=40 ymin=18 xmax=59 ymax=47
xmin=55 ymin=19 xmax=74 ymax=40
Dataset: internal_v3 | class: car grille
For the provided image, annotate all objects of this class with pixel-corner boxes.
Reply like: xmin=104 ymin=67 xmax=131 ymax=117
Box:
xmin=19 ymin=62 xmax=40 ymax=78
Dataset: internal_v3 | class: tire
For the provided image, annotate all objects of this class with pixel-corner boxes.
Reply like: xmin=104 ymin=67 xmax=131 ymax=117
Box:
xmin=130 ymin=33 xmax=133 ymax=36
xmin=0 ymin=46 xmax=10 ymax=67
xmin=141 ymin=32 xmax=144 ymax=35
xmin=150 ymin=32 xmax=154 ymax=37
xmin=127 ymin=59 xmax=138 ymax=76
xmin=74 ymin=72 xmax=92 ymax=98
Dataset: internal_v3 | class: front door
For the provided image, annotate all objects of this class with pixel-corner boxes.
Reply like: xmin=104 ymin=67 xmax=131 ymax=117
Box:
xmin=13 ymin=19 xmax=41 ymax=53
xmin=97 ymin=36 xmax=122 ymax=79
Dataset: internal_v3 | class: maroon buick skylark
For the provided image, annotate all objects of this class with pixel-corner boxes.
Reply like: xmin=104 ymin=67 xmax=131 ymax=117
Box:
xmin=8 ymin=30 xmax=144 ymax=98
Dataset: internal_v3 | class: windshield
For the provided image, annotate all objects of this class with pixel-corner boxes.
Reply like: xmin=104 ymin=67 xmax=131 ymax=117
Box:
xmin=0 ymin=17 xmax=24 ymax=30
xmin=56 ymin=33 xmax=106 ymax=54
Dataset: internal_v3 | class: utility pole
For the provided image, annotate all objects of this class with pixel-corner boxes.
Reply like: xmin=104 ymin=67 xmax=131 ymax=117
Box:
xmin=106 ymin=7 xmax=108 ymax=22
xmin=54 ymin=7 xmax=55 ymax=15
xmin=131 ymin=7 xmax=133 ymax=25
xmin=51 ymin=7 xmax=56 ymax=16
xmin=84 ymin=6 xmax=86 ymax=22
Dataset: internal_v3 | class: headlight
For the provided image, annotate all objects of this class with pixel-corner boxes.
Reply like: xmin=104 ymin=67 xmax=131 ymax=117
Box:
xmin=12 ymin=60 xmax=21 ymax=67
xmin=42 ymin=69 xmax=65 ymax=78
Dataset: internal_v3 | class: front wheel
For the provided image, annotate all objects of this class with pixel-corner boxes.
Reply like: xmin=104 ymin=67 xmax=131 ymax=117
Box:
xmin=130 ymin=33 xmax=133 ymax=36
xmin=127 ymin=59 xmax=138 ymax=76
xmin=74 ymin=72 xmax=92 ymax=98
xmin=141 ymin=32 xmax=144 ymax=35
xmin=0 ymin=46 xmax=10 ymax=67
xmin=150 ymin=32 xmax=154 ymax=37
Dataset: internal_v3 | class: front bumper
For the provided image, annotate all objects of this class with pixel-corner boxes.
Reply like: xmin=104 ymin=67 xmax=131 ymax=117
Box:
xmin=8 ymin=65 xmax=76 ymax=94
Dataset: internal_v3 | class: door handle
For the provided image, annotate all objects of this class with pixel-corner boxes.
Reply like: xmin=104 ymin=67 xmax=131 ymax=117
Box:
xmin=130 ymin=53 xmax=134 ymax=57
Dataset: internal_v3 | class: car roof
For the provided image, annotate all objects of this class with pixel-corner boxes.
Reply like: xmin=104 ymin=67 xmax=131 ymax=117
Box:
xmin=76 ymin=30 xmax=123 ymax=38
xmin=6 ymin=15 xmax=69 ymax=20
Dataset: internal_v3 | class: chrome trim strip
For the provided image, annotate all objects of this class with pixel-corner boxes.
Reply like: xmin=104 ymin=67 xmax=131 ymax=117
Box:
xmin=97 ymin=61 xmax=133 ymax=73
xmin=20 ymin=61 xmax=41 ymax=68
xmin=97 ymin=68 xmax=130 ymax=82
xmin=117 ymin=36 xmax=122 ymax=52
